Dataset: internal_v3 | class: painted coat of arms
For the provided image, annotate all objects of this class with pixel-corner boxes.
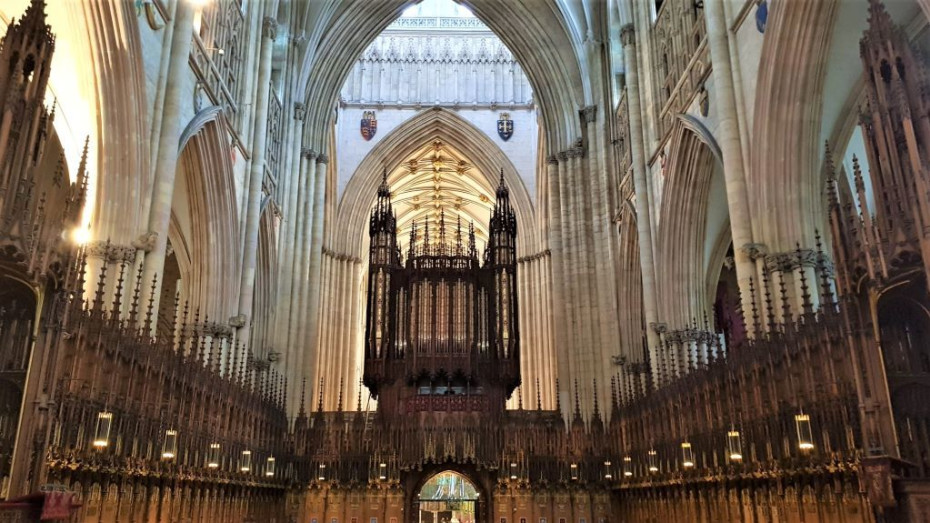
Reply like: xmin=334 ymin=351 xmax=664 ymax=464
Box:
xmin=361 ymin=110 xmax=377 ymax=141
xmin=497 ymin=112 xmax=513 ymax=141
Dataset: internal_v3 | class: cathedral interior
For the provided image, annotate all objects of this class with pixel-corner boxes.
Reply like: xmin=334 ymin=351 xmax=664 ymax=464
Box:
xmin=1 ymin=0 xmax=930 ymax=521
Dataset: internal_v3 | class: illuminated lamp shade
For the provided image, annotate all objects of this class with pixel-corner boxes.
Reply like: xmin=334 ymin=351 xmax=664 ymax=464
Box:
xmin=622 ymin=456 xmax=633 ymax=477
xmin=207 ymin=442 xmax=221 ymax=469
xmin=93 ymin=411 xmax=113 ymax=449
xmin=647 ymin=450 xmax=658 ymax=473
xmin=681 ymin=442 xmax=694 ymax=468
xmin=795 ymin=413 xmax=815 ymax=450
xmin=240 ymin=450 xmax=252 ymax=472
xmin=161 ymin=429 xmax=178 ymax=459
xmin=727 ymin=430 xmax=743 ymax=462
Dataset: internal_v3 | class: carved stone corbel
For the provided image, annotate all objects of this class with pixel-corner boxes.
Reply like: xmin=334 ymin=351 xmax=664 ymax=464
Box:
xmin=620 ymin=24 xmax=636 ymax=46
xmin=262 ymin=17 xmax=278 ymax=41
xmin=580 ymin=105 xmax=597 ymax=124
xmin=739 ymin=242 xmax=768 ymax=261
xmin=293 ymin=103 xmax=306 ymax=121
xmin=228 ymin=314 xmax=247 ymax=328
xmin=132 ymin=232 xmax=158 ymax=253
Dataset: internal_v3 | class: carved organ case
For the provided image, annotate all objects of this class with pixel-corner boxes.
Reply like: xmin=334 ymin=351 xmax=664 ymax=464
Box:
xmin=363 ymin=170 xmax=520 ymax=420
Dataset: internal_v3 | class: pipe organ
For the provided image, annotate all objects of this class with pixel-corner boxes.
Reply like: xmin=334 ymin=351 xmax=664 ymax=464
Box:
xmin=363 ymin=169 xmax=520 ymax=418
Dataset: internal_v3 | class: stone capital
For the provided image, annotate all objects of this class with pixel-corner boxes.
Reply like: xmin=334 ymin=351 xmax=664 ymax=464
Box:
xmin=228 ymin=314 xmax=247 ymax=328
xmin=620 ymin=24 xmax=636 ymax=46
xmin=546 ymin=154 xmax=559 ymax=165
xmin=316 ymin=154 xmax=329 ymax=164
xmin=302 ymin=147 xmax=318 ymax=160
xmin=262 ymin=17 xmax=278 ymax=41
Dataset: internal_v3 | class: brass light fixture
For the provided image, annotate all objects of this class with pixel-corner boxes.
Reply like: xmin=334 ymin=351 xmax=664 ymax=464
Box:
xmin=647 ymin=450 xmax=658 ymax=473
xmin=569 ymin=462 xmax=579 ymax=481
xmin=161 ymin=429 xmax=178 ymax=459
xmin=265 ymin=456 xmax=276 ymax=477
xmin=727 ymin=430 xmax=743 ymax=462
xmin=240 ymin=450 xmax=252 ymax=472
xmin=795 ymin=413 xmax=814 ymax=450
xmin=622 ymin=456 xmax=633 ymax=477
xmin=681 ymin=442 xmax=694 ymax=468
xmin=93 ymin=411 xmax=113 ymax=449
xmin=603 ymin=460 xmax=613 ymax=480
xmin=207 ymin=442 xmax=221 ymax=469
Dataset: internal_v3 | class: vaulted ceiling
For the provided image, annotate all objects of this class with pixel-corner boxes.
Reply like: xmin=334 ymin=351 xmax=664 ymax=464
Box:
xmin=386 ymin=138 xmax=495 ymax=254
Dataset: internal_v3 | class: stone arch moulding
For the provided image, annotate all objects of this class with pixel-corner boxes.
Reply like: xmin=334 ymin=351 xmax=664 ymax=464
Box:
xmin=750 ymin=0 xmax=839 ymax=251
xmin=173 ymin=110 xmax=241 ymax=321
xmin=335 ymin=107 xmax=538 ymax=259
xmin=655 ymin=120 xmax=723 ymax=328
xmin=295 ymin=0 xmax=585 ymax=153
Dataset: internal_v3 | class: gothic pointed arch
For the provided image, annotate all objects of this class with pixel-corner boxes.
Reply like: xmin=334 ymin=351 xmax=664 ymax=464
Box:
xmin=296 ymin=0 xmax=584 ymax=153
xmin=750 ymin=0 xmax=839 ymax=251
xmin=655 ymin=120 xmax=725 ymax=329
xmin=169 ymin=113 xmax=241 ymax=321
xmin=335 ymin=108 xmax=537 ymax=259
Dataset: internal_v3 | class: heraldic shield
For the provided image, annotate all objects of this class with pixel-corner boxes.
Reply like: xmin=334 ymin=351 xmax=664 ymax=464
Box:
xmin=361 ymin=110 xmax=378 ymax=141
xmin=497 ymin=112 xmax=513 ymax=141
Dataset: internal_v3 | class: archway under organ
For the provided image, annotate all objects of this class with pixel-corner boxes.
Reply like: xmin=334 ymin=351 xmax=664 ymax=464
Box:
xmin=415 ymin=470 xmax=481 ymax=523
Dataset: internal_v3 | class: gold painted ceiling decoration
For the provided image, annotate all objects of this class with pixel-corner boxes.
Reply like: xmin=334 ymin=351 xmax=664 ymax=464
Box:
xmin=385 ymin=139 xmax=494 ymax=254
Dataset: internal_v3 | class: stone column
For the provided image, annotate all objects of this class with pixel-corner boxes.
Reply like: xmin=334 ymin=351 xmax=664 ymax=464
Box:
xmin=546 ymin=156 xmax=570 ymax=416
xmin=621 ymin=24 xmax=661 ymax=380
xmin=284 ymin=147 xmax=312 ymax=417
xmin=291 ymin=149 xmax=316 ymax=387
xmin=304 ymin=154 xmax=328 ymax=398
xmin=705 ymin=0 xmax=758 ymax=333
xmin=237 ymin=15 xmax=278 ymax=331
xmin=140 ymin=0 xmax=196 ymax=325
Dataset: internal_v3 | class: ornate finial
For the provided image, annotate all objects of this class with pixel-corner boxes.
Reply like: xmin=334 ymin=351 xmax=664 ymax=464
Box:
xmin=91 ymin=242 xmax=109 ymax=312
xmin=143 ymin=274 xmax=158 ymax=334
xmin=337 ymin=377 xmax=344 ymax=412
xmin=762 ymin=270 xmax=776 ymax=332
xmin=572 ymin=379 xmax=582 ymax=423
xmin=517 ymin=386 xmax=524 ymax=410
xmin=299 ymin=378 xmax=307 ymax=417
xmin=317 ymin=378 xmax=324 ymax=412
xmin=778 ymin=268 xmax=791 ymax=326
xmin=128 ymin=263 xmax=144 ymax=327
xmin=536 ymin=377 xmax=542 ymax=410
xmin=555 ymin=378 xmax=562 ymax=413
xmin=357 ymin=377 xmax=363 ymax=412
xmin=815 ymin=230 xmax=836 ymax=309
xmin=111 ymin=258 xmax=127 ymax=316
xmin=852 ymin=155 xmax=865 ymax=191
xmin=797 ymin=243 xmax=814 ymax=315
xmin=748 ymin=277 xmax=761 ymax=335
xmin=408 ymin=220 xmax=417 ymax=259
xmin=591 ymin=379 xmax=600 ymax=420
xmin=455 ymin=215 xmax=463 ymax=255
